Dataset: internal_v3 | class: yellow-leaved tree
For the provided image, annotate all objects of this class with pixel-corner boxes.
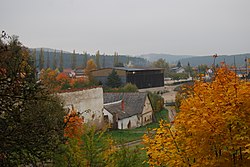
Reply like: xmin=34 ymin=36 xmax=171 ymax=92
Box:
xmin=143 ymin=67 xmax=250 ymax=166
xmin=85 ymin=59 xmax=97 ymax=82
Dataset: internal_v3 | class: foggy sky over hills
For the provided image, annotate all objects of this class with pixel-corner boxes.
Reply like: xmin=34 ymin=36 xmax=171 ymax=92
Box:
xmin=1 ymin=0 xmax=250 ymax=56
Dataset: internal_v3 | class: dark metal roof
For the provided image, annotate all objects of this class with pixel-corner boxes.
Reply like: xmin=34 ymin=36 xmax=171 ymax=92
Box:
xmin=103 ymin=92 xmax=147 ymax=119
xmin=90 ymin=67 xmax=164 ymax=73
xmin=114 ymin=67 xmax=163 ymax=71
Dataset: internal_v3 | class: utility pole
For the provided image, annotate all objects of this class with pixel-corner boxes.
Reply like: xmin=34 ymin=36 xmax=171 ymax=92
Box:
xmin=234 ymin=56 xmax=237 ymax=83
xmin=212 ymin=54 xmax=218 ymax=77
xmin=245 ymin=57 xmax=248 ymax=81
xmin=102 ymin=53 xmax=105 ymax=68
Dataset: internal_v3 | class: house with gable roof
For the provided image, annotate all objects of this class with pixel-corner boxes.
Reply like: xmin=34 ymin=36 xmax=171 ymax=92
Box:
xmin=103 ymin=92 xmax=153 ymax=129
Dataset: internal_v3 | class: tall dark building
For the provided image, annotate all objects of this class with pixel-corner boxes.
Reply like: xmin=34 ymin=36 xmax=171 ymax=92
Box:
xmin=91 ymin=67 xmax=164 ymax=89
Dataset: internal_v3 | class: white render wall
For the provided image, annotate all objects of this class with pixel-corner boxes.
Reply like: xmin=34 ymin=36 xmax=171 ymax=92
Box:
xmin=103 ymin=108 xmax=114 ymax=124
xmin=118 ymin=115 xmax=139 ymax=129
xmin=58 ymin=87 xmax=104 ymax=128
xmin=141 ymin=97 xmax=153 ymax=126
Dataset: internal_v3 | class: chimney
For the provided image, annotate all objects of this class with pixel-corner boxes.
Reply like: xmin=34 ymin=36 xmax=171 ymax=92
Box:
xmin=121 ymin=100 xmax=125 ymax=111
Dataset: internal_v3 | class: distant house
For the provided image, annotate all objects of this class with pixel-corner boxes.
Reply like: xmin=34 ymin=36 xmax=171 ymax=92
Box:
xmin=62 ymin=68 xmax=85 ymax=78
xmin=103 ymin=92 xmax=153 ymax=129
xmin=74 ymin=67 xmax=85 ymax=78
xmin=171 ymin=67 xmax=185 ymax=73
xmin=63 ymin=68 xmax=75 ymax=77
xmin=91 ymin=67 xmax=164 ymax=89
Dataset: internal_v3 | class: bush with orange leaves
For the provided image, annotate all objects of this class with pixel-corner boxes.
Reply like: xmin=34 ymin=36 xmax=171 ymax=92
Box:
xmin=41 ymin=70 xmax=93 ymax=92
xmin=64 ymin=106 xmax=84 ymax=141
xmin=40 ymin=68 xmax=60 ymax=91
xmin=56 ymin=72 xmax=71 ymax=90
xmin=55 ymin=108 xmax=117 ymax=167
xmin=143 ymin=67 xmax=250 ymax=167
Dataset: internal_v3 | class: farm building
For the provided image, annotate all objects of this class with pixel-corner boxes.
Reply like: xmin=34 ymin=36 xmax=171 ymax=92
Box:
xmin=103 ymin=92 xmax=153 ymax=129
xmin=91 ymin=67 xmax=164 ymax=89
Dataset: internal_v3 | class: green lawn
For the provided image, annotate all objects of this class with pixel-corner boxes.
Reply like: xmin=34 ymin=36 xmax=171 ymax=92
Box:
xmin=107 ymin=130 xmax=143 ymax=144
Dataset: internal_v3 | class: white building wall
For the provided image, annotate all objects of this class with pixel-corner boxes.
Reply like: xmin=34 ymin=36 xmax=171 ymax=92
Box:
xmin=118 ymin=115 xmax=139 ymax=129
xmin=176 ymin=68 xmax=185 ymax=73
xmin=141 ymin=97 xmax=153 ymax=126
xmin=103 ymin=109 xmax=114 ymax=124
xmin=58 ymin=87 xmax=104 ymax=128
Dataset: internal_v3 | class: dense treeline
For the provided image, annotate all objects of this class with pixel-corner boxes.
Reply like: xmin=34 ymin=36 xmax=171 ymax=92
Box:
xmin=30 ymin=48 xmax=149 ymax=70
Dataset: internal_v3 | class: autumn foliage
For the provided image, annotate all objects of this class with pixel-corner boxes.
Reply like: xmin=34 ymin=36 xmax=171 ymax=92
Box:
xmin=85 ymin=59 xmax=97 ymax=81
xmin=40 ymin=69 xmax=89 ymax=92
xmin=64 ymin=107 xmax=84 ymax=140
xmin=143 ymin=67 xmax=250 ymax=166
xmin=40 ymin=68 xmax=59 ymax=91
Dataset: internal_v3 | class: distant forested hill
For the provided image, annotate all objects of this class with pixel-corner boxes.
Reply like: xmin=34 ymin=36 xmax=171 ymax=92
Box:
xmin=179 ymin=53 xmax=250 ymax=67
xmin=140 ymin=53 xmax=250 ymax=67
xmin=139 ymin=53 xmax=193 ymax=63
xmin=30 ymin=48 xmax=149 ymax=70
xmin=30 ymin=48 xmax=250 ymax=69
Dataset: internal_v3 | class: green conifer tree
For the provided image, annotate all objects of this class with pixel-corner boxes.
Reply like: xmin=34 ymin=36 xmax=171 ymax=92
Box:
xmin=102 ymin=54 xmax=105 ymax=68
xmin=106 ymin=69 xmax=122 ymax=88
xmin=39 ymin=48 xmax=44 ymax=71
xmin=96 ymin=50 xmax=100 ymax=69
xmin=46 ymin=51 xmax=50 ymax=69
xmin=126 ymin=56 xmax=130 ymax=65
xmin=59 ymin=50 xmax=64 ymax=72
xmin=32 ymin=49 xmax=36 ymax=68
xmin=71 ymin=50 xmax=76 ymax=70
xmin=82 ymin=51 xmax=87 ymax=68
xmin=113 ymin=52 xmax=119 ymax=67
xmin=177 ymin=60 xmax=182 ymax=68
xmin=53 ymin=49 xmax=57 ymax=70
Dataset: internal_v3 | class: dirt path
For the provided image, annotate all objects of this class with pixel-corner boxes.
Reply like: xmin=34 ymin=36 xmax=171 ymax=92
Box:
xmin=161 ymin=85 xmax=177 ymax=102
xmin=162 ymin=85 xmax=179 ymax=122
xmin=117 ymin=139 xmax=142 ymax=148
xmin=165 ymin=106 xmax=176 ymax=123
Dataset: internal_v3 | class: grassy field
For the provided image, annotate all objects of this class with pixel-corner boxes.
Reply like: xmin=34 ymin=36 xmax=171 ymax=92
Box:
xmin=107 ymin=109 xmax=169 ymax=144
xmin=103 ymin=110 xmax=169 ymax=167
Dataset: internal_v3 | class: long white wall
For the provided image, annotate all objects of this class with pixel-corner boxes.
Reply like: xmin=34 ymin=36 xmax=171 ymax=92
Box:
xmin=58 ymin=87 xmax=104 ymax=128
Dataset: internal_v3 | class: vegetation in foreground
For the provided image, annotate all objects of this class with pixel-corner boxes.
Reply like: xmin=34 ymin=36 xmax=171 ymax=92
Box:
xmin=0 ymin=33 xmax=164 ymax=166
xmin=3 ymin=32 xmax=250 ymax=167
xmin=0 ymin=33 xmax=66 ymax=166
xmin=143 ymin=67 xmax=250 ymax=166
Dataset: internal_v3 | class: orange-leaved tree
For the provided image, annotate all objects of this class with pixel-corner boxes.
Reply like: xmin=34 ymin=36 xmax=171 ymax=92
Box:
xmin=59 ymin=108 xmax=117 ymax=167
xmin=64 ymin=106 xmax=84 ymax=140
xmin=56 ymin=106 xmax=85 ymax=166
xmin=40 ymin=68 xmax=60 ymax=91
xmin=56 ymin=72 xmax=71 ymax=90
xmin=143 ymin=67 xmax=250 ymax=167
xmin=71 ymin=77 xmax=87 ymax=88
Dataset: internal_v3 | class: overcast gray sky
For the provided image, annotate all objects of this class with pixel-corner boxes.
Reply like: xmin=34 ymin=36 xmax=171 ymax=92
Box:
xmin=1 ymin=0 xmax=250 ymax=56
